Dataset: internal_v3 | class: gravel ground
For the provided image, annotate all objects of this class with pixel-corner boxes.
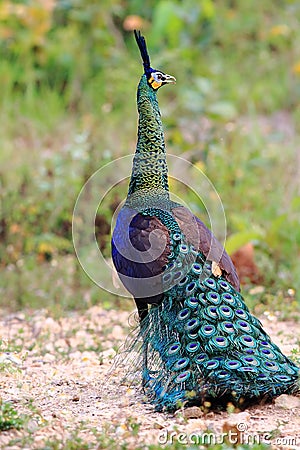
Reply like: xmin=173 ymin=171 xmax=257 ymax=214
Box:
xmin=0 ymin=305 xmax=300 ymax=449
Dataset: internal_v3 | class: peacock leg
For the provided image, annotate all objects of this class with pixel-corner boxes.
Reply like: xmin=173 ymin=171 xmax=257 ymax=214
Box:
xmin=141 ymin=340 xmax=149 ymax=389
xmin=136 ymin=300 xmax=149 ymax=388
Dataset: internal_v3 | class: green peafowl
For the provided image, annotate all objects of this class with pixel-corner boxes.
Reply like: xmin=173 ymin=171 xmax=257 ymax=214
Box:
xmin=111 ymin=30 xmax=300 ymax=412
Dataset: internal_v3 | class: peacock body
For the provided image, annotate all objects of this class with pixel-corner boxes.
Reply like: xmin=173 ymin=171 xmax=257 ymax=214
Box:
xmin=111 ymin=31 xmax=300 ymax=411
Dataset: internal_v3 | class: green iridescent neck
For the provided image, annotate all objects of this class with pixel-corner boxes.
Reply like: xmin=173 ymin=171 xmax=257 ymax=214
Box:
xmin=127 ymin=75 xmax=169 ymax=197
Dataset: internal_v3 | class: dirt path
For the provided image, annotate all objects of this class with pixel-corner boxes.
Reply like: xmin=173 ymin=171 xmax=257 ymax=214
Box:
xmin=0 ymin=306 xmax=300 ymax=449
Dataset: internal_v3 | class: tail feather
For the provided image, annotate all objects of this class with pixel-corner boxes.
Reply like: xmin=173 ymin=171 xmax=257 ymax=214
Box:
xmin=116 ymin=231 xmax=300 ymax=412
xmin=139 ymin=296 xmax=299 ymax=411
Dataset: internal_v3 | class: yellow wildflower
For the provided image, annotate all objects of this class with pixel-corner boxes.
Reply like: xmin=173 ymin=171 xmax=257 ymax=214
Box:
xmin=38 ymin=242 xmax=54 ymax=254
xmin=269 ymin=24 xmax=290 ymax=37
xmin=292 ymin=62 xmax=300 ymax=75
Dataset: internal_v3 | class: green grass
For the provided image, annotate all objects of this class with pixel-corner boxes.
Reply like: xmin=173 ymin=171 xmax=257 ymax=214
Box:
xmin=0 ymin=0 xmax=300 ymax=315
xmin=0 ymin=401 xmax=26 ymax=432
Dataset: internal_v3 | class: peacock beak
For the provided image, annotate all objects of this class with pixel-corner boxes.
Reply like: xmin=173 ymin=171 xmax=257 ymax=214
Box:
xmin=164 ymin=74 xmax=176 ymax=84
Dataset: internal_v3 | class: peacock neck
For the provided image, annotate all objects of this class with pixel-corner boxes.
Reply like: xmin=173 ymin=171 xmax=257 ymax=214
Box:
xmin=127 ymin=75 xmax=169 ymax=198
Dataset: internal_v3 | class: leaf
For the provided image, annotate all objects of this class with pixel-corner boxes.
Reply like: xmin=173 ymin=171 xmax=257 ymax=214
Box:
xmin=225 ymin=230 xmax=264 ymax=255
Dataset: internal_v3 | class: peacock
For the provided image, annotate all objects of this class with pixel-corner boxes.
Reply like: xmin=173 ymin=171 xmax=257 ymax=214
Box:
xmin=111 ymin=30 xmax=300 ymax=412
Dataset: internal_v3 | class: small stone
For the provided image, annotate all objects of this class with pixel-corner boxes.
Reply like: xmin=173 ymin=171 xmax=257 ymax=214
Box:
xmin=223 ymin=411 xmax=251 ymax=440
xmin=275 ymin=394 xmax=300 ymax=409
xmin=175 ymin=406 xmax=203 ymax=419
xmin=186 ymin=419 xmax=205 ymax=432
xmin=226 ymin=411 xmax=251 ymax=425
xmin=27 ymin=419 xmax=39 ymax=432
xmin=43 ymin=353 xmax=56 ymax=362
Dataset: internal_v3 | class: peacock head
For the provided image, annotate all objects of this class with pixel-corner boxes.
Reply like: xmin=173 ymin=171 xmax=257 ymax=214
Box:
xmin=134 ymin=30 xmax=176 ymax=90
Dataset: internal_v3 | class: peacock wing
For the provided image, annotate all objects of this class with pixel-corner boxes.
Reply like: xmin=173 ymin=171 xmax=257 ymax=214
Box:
xmin=172 ymin=206 xmax=240 ymax=291
xmin=112 ymin=206 xmax=170 ymax=300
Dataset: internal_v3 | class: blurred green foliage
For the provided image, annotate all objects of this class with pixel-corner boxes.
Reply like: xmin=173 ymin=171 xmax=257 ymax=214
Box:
xmin=0 ymin=0 xmax=300 ymax=313
xmin=0 ymin=401 xmax=24 ymax=431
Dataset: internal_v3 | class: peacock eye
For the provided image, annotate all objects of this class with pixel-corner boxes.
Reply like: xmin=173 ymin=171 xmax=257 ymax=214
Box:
xmin=154 ymin=72 xmax=163 ymax=81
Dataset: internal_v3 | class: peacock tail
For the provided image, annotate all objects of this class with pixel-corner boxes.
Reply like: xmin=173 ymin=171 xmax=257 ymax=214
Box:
xmin=111 ymin=30 xmax=300 ymax=412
